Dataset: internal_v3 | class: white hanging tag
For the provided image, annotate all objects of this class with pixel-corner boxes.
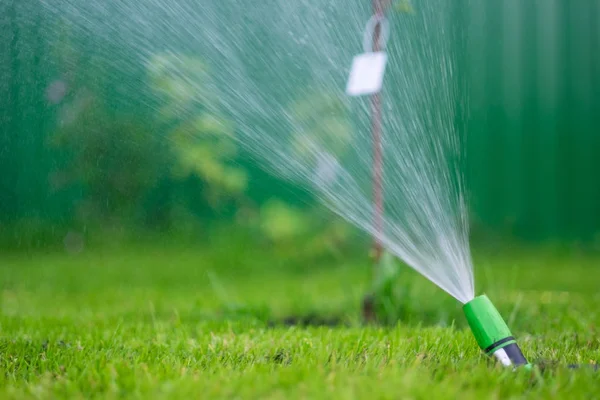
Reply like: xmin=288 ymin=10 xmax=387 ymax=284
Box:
xmin=345 ymin=51 xmax=388 ymax=97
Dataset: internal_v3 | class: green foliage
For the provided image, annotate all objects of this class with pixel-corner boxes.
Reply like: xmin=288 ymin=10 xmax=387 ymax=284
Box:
xmin=147 ymin=53 xmax=248 ymax=209
xmin=50 ymin=96 xmax=164 ymax=226
xmin=0 ymin=217 xmax=63 ymax=251
xmin=259 ymin=200 xmax=310 ymax=242
xmin=251 ymin=91 xmax=355 ymax=252
xmin=147 ymin=54 xmax=214 ymax=117
xmin=257 ymin=200 xmax=354 ymax=258
xmin=41 ymin=50 xmax=357 ymax=250
xmin=289 ymin=91 xmax=352 ymax=163
xmin=369 ymin=251 xmax=411 ymax=325
xmin=395 ymin=0 xmax=415 ymax=14
xmin=146 ymin=53 xmax=356 ymax=252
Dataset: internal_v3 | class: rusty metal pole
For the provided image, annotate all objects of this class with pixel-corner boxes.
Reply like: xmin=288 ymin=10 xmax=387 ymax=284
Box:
xmin=363 ymin=0 xmax=390 ymax=322
xmin=371 ymin=0 xmax=387 ymax=267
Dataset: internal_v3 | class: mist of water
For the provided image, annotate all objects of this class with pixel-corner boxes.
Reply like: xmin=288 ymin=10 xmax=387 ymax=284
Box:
xmin=40 ymin=0 xmax=475 ymax=303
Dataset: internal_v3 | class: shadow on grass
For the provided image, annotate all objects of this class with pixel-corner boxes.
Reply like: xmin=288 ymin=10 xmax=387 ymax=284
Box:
xmin=268 ymin=313 xmax=347 ymax=328
xmin=205 ymin=301 xmax=467 ymax=329
xmin=205 ymin=265 xmax=468 ymax=329
xmin=535 ymin=360 xmax=600 ymax=373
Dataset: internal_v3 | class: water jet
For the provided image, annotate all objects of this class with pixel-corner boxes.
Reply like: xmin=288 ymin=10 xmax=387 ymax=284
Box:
xmin=39 ymin=0 xmax=536 ymax=369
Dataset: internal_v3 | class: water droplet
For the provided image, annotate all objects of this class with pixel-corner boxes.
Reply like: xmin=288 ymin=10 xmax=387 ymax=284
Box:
xmin=46 ymin=80 xmax=68 ymax=104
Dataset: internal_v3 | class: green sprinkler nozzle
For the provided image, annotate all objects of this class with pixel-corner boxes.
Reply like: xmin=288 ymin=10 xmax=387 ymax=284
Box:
xmin=463 ymin=295 xmax=530 ymax=367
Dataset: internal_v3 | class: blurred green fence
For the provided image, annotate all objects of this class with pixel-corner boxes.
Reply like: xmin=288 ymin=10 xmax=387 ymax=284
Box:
xmin=465 ymin=0 xmax=600 ymax=240
xmin=1 ymin=0 xmax=599 ymax=243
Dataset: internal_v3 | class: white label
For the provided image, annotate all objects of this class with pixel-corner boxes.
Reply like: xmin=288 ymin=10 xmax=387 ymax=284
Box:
xmin=345 ymin=52 xmax=388 ymax=97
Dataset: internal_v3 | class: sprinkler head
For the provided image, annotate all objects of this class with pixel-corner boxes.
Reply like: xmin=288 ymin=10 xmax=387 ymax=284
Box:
xmin=463 ymin=295 xmax=530 ymax=368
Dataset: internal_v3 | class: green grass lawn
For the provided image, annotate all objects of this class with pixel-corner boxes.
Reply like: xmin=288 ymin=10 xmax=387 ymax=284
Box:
xmin=1 ymin=241 xmax=600 ymax=399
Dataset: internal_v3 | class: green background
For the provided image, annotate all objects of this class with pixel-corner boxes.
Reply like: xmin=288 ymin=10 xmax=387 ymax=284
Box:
xmin=1 ymin=0 xmax=599 ymax=246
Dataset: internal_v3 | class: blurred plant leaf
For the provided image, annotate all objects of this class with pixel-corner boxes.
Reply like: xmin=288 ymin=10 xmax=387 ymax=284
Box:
xmin=148 ymin=52 xmax=246 ymax=206
xmin=49 ymin=96 xmax=165 ymax=225
xmin=370 ymin=251 xmax=411 ymax=325
xmin=395 ymin=0 xmax=415 ymax=14
xmin=260 ymin=200 xmax=309 ymax=242
xmin=288 ymin=91 xmax=352 ymax=161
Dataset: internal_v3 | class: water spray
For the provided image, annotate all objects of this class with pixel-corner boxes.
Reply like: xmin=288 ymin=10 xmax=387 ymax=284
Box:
xmin=40 ymin=0 xmax=540 ymax=369
xmin=347 ymin=1 xmax=531 ymax=369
